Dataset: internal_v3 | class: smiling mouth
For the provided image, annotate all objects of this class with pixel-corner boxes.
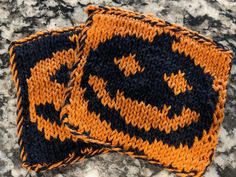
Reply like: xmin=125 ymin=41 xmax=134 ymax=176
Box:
xmin=88 ymin=74 xmax=200 ymax=133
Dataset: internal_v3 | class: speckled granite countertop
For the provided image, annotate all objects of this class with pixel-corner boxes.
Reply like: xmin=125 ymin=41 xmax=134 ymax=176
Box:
xmin=0 ymin=0 xmax=235 ymax=177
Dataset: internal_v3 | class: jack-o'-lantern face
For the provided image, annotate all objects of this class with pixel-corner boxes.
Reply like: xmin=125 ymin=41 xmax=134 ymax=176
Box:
xmin=64 ymin=26 xmax=219 ymax=148
xmin=63 ymin=7 xmax=233 ymax=176
xmin=78 ymin=34 xmax=218 ymax=147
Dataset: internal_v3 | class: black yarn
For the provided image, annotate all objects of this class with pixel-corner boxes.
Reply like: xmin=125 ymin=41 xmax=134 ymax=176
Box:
xmin=36 ymin=103 xmax=62 ymax=125
xmin=50 ymin=64 xmax=71 ymax=85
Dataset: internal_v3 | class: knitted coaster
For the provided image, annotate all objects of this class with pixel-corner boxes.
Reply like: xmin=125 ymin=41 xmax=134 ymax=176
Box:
xmin=61 ymin=6 xmax=233 ymax=177
xmin=9 ymin=25 xmax=109 ymax=172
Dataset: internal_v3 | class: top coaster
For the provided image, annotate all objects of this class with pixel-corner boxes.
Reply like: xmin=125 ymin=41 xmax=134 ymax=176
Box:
xmin=9 ymin=25 xmax=108 ymax=172
xmin=61 ymin=6 xmax=233 ymax=177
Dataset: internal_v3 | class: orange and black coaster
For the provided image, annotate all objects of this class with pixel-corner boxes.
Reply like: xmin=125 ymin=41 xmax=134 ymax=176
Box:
xmin=9 ymin=25 xmax=109 ymax=172
xmin=61 ymin=6 xmax=234 ymax=177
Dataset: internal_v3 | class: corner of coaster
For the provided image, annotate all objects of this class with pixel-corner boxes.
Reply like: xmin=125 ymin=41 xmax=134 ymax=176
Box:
xmin=84 ymin=5 xmax=100 ymax=15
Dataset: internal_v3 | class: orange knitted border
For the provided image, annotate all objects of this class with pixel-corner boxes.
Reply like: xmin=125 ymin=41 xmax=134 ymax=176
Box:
xmin=61 ymin=6 xmax=233 ymax=177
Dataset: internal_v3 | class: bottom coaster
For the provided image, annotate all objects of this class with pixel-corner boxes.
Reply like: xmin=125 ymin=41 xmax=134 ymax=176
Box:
xmin=9 ymin=25 xmax=109 ymax=172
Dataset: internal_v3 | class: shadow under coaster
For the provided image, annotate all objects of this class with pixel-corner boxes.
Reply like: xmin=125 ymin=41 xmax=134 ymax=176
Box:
xmin=61 ymin=6 xmax=234 ymax=177
xmin=9 ymin=25 xmax=110 ymax=172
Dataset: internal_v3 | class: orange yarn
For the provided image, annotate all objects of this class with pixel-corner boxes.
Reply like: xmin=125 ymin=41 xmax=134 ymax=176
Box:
xmin=163 ymin=71 xmax=193 ymax=95
xmin=114 ymin=54 xmax=145 ymax=77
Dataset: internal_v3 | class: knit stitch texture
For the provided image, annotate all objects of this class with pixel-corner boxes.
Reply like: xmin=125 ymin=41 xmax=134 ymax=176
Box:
xmin=61 ymin=6 xmax=233 ymax=177
xmin=9 ymin=25 xmax=109 ymax=172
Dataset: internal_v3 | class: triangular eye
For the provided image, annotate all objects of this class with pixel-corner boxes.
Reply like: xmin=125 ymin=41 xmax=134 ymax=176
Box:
xmin=114 ymin=54 xmax=145 ymax=77
xmin=163 ymin=70 xmax=192 ymax=95
xmin=50 ymin=64 xmax=70 ymax=85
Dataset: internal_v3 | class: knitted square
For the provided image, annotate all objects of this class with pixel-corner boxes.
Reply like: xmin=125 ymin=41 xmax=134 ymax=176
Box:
xmin=9 ymin=25 xmax=108 ymax=172
xmin=61 ymin=6 xmax=233 ymax=177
